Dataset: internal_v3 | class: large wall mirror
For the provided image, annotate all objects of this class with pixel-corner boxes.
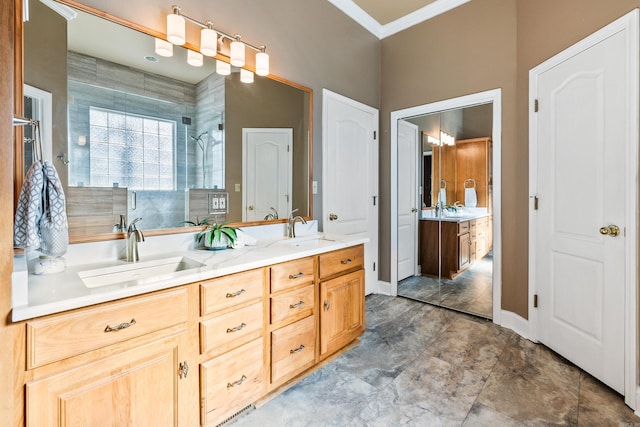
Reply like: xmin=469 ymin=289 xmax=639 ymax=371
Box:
xmin=397 ymin=102 xmax=494 ymax=320
xmin=20 ymin=0 xmax=312 ymax=242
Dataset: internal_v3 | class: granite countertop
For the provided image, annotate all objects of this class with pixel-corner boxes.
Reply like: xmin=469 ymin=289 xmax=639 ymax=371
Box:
xmin=12 ymin=232 xmax=367 ymax=322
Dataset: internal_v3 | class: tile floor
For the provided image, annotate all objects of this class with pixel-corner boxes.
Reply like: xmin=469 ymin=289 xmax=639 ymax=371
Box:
xmin=232 ymin=294 xmax=640 ymax=427
xmin=398 ymin=253 xmax=493 ymax=319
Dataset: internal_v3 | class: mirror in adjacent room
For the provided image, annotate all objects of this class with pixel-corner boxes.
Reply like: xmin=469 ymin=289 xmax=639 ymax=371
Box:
xmin=21 ymin=0 xmax=311 ymax=241
xmin=396 ymin=103 xmax=494 ymax=319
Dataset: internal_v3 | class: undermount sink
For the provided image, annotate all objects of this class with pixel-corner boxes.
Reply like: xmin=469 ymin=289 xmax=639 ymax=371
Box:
xmin=277 ymin=234 xmax=335 ymax=248
xmin=78 ymin=256 xmax=205 ymax=288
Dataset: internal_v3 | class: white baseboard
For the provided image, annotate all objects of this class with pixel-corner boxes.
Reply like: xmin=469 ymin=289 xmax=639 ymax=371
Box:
xmin=375 ymin=280 xmax=393 ymax=296
xmin=500 ymin=310 xmax=530 ymax=341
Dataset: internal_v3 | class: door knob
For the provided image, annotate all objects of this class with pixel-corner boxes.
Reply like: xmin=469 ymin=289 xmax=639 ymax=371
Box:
xmin=411 ymin=208 xmax=418 ymax=213
xmin=248 ymin=205 xmax=254 ymax=211
xmin=329 ymin=213 xmax=338 ymax=221
xmin=599 ymin=225 xmax=620 ymax=237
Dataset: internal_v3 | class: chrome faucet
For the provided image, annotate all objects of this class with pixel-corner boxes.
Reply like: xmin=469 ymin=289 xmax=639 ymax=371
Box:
xmin=263 ymin=207 xmax=279 ymax=220
xmin=288 ymin=209 xmax=307 ymax=238
xmin=113 ymin=214 xmax=127 ymax=233
xmin=126 ymin=218 xmax=144 ymax=262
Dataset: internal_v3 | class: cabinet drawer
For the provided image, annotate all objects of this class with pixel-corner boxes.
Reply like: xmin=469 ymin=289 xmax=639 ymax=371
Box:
xmin=201 ymin=301 xmax=263 ymax=355
xmin=200 ymin=268 xmax=265 ymax=316
xmin=26 ymin=288 xmax=188 ymax=369
xmin=271 ymin=284 xmax=315 ymax=325
xmin=319 ymin=245 xmax=364 ymax=279
xmin=271 ymin=315 xmax=316 ymax=385
xmin=270 ymin=257 xmax=314 ymax=293
xmin=201 ymin=337 xmax=265 ymax=426
xmin=458 ymin=221 xmax=470 ymax=234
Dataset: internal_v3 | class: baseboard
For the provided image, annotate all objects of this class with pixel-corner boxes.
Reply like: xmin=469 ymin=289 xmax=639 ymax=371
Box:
xmin=375 ymin=280 xmax=392 ymax=296
xmin=500 ymin=310 xmax=530 ymax=340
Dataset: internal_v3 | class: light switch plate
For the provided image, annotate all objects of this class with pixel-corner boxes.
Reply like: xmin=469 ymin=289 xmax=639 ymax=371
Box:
xmin=208 ymin=192 xmax=229 ymax=214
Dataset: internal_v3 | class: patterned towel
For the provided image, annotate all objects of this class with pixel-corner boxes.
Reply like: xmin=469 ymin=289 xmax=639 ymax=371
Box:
xmin=14 ymin=161 xmax=68 ymax=256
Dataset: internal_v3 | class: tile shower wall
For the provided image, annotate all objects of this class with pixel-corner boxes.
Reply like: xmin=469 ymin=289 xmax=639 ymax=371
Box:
xmin=66 ymin=51 xmax=225 ymax=229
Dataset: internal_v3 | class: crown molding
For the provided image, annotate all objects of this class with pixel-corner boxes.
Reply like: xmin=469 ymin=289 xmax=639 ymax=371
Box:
xmin=328 ymin=0 xmax=471 ymax=39
xmin=39 ymin=0 xmax=77 ymax=21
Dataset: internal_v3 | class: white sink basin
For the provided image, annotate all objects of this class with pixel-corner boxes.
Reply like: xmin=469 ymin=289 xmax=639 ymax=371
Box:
xmin=78 ymin=256 xmax=205 ymax=288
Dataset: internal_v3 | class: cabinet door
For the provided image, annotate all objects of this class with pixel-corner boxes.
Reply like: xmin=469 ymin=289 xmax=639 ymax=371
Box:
xmin=458 ymin=233 xmax=472 ymax=270
xmin=319 ymin=269 xmax=364 ymax=357
xmin=26 ymin=333 xmax=189 ymax=427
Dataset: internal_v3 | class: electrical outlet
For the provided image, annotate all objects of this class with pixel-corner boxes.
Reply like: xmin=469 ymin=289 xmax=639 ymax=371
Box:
xmin=219 ymin=195 xmax=226 ymax=209
xmin=211 ymin=198 xmax=219 ymax=209
xmin=235 ymin=183 xmax=241 ymax=192
xmin=312 ymin=181 xmax=318 ymax=194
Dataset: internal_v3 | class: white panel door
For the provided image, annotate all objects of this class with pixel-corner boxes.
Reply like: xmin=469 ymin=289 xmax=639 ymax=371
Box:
xmin=323 ymin=89 xmax=379 ymax=294
xmin=242 ymin=128 xmax=292 ymax=221
xmin=532 ymin=21 xmax=634 ymax=394
xmin=397 ymin=120 xmax=419 ymax=281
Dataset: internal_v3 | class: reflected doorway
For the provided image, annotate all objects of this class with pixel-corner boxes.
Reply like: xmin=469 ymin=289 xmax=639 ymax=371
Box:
xmin=390 ymin=89 xmax=502 ymax=322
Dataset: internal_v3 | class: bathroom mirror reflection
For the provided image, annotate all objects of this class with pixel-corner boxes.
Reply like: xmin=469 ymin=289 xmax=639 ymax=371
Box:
xmin=22 ymin=0 xmax=311 ymax=240
xmin=397 ymin=103 xmax=494 ymax=319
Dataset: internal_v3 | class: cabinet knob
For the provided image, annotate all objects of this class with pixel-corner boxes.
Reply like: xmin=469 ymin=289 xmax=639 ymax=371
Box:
xmin=227 ymin=374 xmax=247 ymax=389
xmin=178 ymin=361 xmax=189 ymax=379
xmin=329 ymin=213 xmax=338 ymax=221
xmin=289 ymin=300 xmax=305 ymax=309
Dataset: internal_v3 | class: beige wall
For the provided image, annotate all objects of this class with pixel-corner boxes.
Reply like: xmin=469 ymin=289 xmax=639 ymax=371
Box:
xmin=71 ymin=0 xmax=381 ymax=221
xmin=380 ymin=0 xmax=640 ymax=318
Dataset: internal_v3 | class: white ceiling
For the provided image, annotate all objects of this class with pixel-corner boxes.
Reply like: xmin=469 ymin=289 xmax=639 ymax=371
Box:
xmin=328 ymin=0 xmax=471 ymax=39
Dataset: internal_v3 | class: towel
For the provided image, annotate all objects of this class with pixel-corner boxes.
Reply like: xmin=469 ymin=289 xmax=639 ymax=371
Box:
xmin=465 ymin=187 xmax=477 ymax=208
xmin=438 ymin=188 xmax=447 ymax=206
xmin=14 ymin=161 xmax=68 ymax=256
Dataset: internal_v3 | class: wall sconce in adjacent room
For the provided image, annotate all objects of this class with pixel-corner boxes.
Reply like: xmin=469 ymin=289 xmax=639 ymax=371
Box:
xmin=155 ymin=38 xmax=173 ymax=57
xmin=440 ymin=131 xmax=455 ymax=146
xmin=427 ymin=135 xmax=441 ymax=146
xmin=165 ymin=5 xmax=270 ymax=78
xmin=187 ymin=49 xmax=203 ymax=67
xmin=216 ymin=60 xmax=231 ymax=75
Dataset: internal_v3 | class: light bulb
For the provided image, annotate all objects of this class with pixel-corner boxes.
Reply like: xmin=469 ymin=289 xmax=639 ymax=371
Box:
xmin=240 ymin=69 xmax=254 ymax=83
xmin=216 ymin=60 xmax=231 ymax=75
xmin=187 ymin=50 xmax=203 ymax=67
xmin=256 ymin=51 xmax=269 ymax=76
xmin=154 ymin=38 xmax=173 ymax=57
xmin=200 ymin=28 xmax=217 ymax=57
xmin=230 ymin=38 xmax=245 ymax=67
xmin=166 ymin=13 xmax=185 ymax=45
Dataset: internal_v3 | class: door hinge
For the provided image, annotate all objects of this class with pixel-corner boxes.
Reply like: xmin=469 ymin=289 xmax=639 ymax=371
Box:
xmin=534 ymin=99 xmax=539 ymax=112
xmin=533 ymin=294 xmax=538 ymax=308
xmin=373 ymin=262 xmax=376 ymax=272
xmin=534 ymin=196 xmax=539 ymax=210
xmin=373 ymin=130 xmax=377 ymax=140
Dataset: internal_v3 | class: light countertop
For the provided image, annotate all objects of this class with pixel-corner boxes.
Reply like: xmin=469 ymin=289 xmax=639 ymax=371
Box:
xmin=12 ymin=231 xmax=367 ymax=322
xmin=420 ymin=209 xmax=491 ymax=223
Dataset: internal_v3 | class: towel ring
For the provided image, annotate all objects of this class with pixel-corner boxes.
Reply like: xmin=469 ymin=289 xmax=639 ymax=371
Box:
xmin=440 ymin=179 xmax=447 ymax=189
xmin=464 ymin=179 xmax=476 ymax=189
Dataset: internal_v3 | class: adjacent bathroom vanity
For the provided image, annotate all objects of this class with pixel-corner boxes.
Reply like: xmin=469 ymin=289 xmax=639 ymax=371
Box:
xmin=420 ymin=213 xmax=492 ymax=279
xmin=13 ymin=233 xmax=365 ymax=426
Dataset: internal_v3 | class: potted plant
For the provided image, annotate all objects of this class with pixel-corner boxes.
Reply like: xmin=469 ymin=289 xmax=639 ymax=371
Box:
xmin=185 ymin=218 xmax=239 ymax=250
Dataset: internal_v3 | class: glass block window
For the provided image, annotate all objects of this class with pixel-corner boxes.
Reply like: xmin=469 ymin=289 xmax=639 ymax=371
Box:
xmin=89 ymin=107 xmax=175 ymax=190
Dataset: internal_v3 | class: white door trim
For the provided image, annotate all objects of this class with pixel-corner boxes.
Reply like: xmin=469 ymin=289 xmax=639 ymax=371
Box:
xmin=529 ymin=9 xmax=638 ymax=410
xmin=390 ymin=88 xmax=502 ymax=323
xmin=322 ymin=89 xmax=380 ymax=293
xmin=24 ymin=84 xmax=53 ymax=163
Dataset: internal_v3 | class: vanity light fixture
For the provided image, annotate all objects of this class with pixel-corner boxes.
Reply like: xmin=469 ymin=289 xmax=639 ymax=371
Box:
xmin=154 ymin=38 xmax=174 ymax=57
xmin=240 ymin=69 xmax=254 ymax=83
xmin=440 ymin=131 xmax=455 ymax=146
xmin=216 ymin=60 xmax=231 ymax=75
xmin=187 ymin=50 xmax=203 ymax=67
xmin=427 ymin=135 xmax=441 ymax=146
xmin=166 ymin=5 xmax=270 ymax=76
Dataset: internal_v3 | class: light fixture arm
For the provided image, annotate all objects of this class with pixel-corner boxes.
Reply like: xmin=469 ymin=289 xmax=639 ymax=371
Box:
xmin=170 ymin=5 xmax=266 ymax=53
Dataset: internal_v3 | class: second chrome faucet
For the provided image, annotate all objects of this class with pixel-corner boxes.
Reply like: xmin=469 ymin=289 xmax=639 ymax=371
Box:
xmin=288 ymin=209 xmax=307 ymax=238
xmin=126 ymin=218 xmax=145 ymax=262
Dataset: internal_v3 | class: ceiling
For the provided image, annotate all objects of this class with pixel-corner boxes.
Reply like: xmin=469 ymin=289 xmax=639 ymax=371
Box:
xmin=328 ymin=0 xmax=471 ymax=39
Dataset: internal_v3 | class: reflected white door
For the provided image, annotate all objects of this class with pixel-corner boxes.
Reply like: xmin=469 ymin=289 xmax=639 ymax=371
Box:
xmin=323 ymin=89 xmax=379 ymax=294
xmin=531 ymin=13 xmax=637 ymax=394
xmin=242 ymin=128 xmax=292 ymax=221
xmin=397 ymin=120 xmax=419 ymax=281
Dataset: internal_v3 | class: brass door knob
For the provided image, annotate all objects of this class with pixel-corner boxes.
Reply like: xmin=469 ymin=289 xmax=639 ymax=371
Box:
xmin=329 ymin=213 xmax=338 ymax=221
xmin=411 ymin=208 xmax=418 ymax=213
xmin=248 ymin=205 xmax=254 ymax=211
xmin=599 ymin=225 xmax=620 ymax=237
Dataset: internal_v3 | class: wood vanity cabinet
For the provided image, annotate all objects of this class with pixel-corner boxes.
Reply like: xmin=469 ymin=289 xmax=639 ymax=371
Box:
xmin=24 ymin=287 xmax=198 ymax=427
xmin=318 ymin=245 xmax=365 ymax=359
xmin=199 ymin=268 xmax=268 ymax=426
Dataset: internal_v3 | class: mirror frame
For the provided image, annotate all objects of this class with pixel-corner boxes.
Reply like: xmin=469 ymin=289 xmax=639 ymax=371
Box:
xmin=14 ymin=0 xmax=313 ymax=244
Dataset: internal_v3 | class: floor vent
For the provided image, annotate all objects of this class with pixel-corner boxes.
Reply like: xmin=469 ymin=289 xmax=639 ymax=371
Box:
xmin=216 ymin=404 xmax=256 ymax=426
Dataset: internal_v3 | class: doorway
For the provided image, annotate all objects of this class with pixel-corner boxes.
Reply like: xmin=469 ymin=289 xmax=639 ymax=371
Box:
xmin=390 ymin=89 xmax=502 ymax=322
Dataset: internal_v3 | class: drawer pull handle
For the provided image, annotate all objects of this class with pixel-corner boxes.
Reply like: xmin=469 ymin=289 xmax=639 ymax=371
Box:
xmin=340 ymin=258 xmax=352 ymax=265
xmin=226 ymin=289 xmax=246 ymax=298
xmin=290 ymin=344 xmax=305 ymax=354
xmin=227 ymin=374 xmax=247 ymax=389
xmin=289 ymin=272 xmax=304 ymax=279
xmin=226 ymin=322 xmax=247 ymax=333
xmin=289 ymin=300 xmax=305 ymax=309
xmin=104 ymin=318 xmax=136 ymax=333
